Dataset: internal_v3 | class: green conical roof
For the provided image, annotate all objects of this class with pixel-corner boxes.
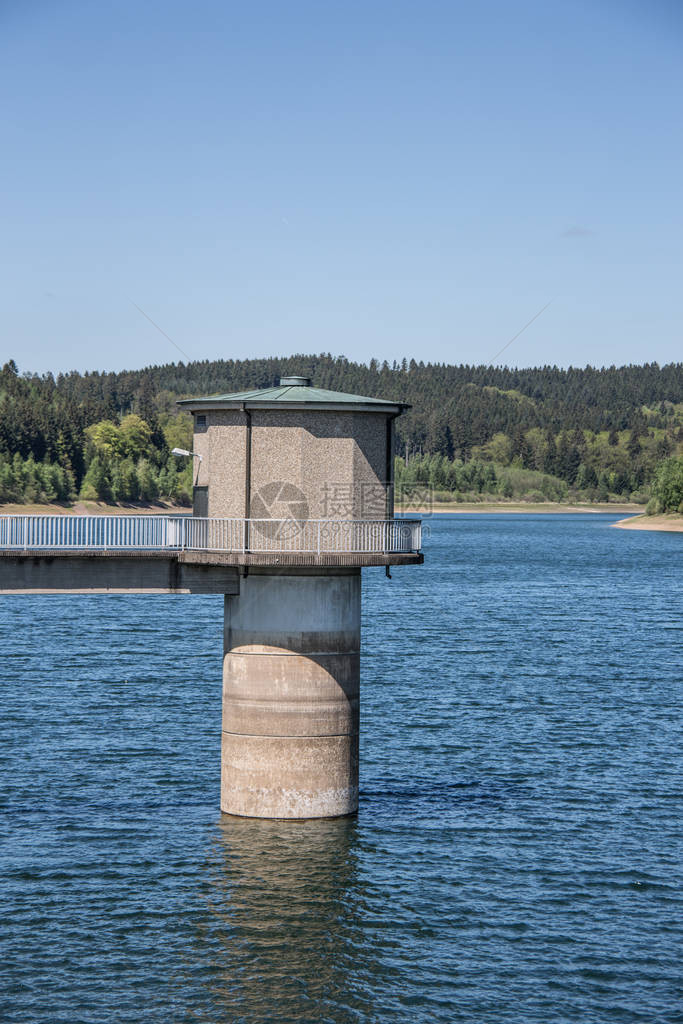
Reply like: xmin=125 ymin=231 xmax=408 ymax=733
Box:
xmin=178 ymin=377 xmax=408 ymax=413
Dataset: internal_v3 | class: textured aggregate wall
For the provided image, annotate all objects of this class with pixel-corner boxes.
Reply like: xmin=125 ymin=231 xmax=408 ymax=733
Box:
xmin=194 ymin=410 xmax=390 ymax=520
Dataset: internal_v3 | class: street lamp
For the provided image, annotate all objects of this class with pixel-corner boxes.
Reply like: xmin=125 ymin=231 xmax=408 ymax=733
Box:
xmin=172 ymin=447 xmax=203 ymax=488
xmin=171 ymin=447 xmax=202 ymax=461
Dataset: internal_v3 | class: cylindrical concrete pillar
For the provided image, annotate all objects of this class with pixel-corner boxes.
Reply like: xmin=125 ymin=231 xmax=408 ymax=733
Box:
xmin=222 ymin=570 xmax=361 ymax=819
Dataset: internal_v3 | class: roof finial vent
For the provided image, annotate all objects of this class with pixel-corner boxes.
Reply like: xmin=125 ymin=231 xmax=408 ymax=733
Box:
xmin=279 ymin=376 xmax=311 ymax=387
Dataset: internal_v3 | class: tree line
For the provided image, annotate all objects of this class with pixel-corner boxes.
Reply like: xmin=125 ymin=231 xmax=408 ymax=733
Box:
xmin=648 ymin=456 xmax=683 ymax=513
xmin=0 ymin=355 xmax=682 ymax=505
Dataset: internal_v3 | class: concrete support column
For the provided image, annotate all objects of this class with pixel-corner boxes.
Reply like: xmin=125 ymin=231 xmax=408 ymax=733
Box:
xmin=222 ymin=570 xmax=361 ymax=819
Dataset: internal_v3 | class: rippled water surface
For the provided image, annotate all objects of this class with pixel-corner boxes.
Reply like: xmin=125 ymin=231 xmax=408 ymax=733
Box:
xmin=1 ymin=514 xmax=682 ymax=1023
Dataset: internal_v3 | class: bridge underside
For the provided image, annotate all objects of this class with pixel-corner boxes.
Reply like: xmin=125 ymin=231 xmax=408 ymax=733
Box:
xmin=0 ymin=551 xmax=241 ymax=594
xmin=178 ymin=550 xmax=423 ymax=568
xmin=0 ymin=549 xmax=422 ymax=594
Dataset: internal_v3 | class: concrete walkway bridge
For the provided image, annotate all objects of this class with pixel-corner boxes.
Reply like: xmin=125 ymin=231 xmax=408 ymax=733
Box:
xmin=0 ymin=513 xmax=422 ymax=593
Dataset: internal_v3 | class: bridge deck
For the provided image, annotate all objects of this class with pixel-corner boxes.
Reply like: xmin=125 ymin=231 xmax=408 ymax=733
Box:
xmin=0 ymin=515 xmax=422 ymax=592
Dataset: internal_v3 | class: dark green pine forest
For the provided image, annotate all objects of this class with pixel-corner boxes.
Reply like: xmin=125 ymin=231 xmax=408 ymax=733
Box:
xmin=1 ymin=355 xmax=683 ymax=511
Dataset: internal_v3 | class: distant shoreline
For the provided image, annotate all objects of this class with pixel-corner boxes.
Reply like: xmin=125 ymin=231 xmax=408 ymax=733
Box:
xmin=612 ymin=513 xmax=683 ymax=533
xmin=1 ymin=500 xmax=645 ymax=517
xmin=0 ymin=500 xmax=190 ymax=516
xmin=396 ymin=502 xmax=643 ymax=516
xmin=0 ymin=500 xmax=647 ymax=518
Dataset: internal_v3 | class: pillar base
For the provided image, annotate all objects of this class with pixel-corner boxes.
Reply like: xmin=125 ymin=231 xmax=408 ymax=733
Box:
xmin=221 ymin=734 xmax=358 ymax=819
xmin=222 ymin=570 xmax=361 ymax=819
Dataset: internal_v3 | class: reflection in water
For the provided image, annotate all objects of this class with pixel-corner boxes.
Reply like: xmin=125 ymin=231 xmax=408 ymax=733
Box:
xmin=194 ymin=815 xmax=376 ymax=1023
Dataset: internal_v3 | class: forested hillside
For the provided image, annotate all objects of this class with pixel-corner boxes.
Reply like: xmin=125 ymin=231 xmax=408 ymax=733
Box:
xmin=1 ymin=355 xmax=682 ymax=506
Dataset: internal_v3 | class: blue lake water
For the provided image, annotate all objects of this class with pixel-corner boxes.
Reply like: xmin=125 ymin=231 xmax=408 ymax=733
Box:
xmin=1 ymin=514 xmax=681 ymax=1023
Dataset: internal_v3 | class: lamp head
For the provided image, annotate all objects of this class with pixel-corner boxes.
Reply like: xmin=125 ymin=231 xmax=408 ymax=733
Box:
xmin=172 ymin=447 xmax=202 ymax=462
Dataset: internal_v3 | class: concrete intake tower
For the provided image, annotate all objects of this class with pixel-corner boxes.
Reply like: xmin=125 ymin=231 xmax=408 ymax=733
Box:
xmin=179 ymin=376 xmax=422 ymax=818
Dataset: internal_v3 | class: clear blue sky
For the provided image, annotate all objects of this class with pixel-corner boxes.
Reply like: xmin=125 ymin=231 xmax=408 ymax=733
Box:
xmin=2 ymin=0 xmax=681 ymax=374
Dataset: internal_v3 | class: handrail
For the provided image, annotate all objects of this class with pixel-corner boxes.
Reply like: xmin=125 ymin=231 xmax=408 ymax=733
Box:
xmin=0 ymin=515 xmax=421 ymax=555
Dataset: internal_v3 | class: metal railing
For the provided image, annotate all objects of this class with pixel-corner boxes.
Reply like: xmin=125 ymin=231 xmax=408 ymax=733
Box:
xmin=0 ymin=516 xmax=421 ymax=555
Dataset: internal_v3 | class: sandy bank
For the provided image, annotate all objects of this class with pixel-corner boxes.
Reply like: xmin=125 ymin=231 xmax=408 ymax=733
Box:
xmin=613 ymin=514 xmax=683 ymax=533
xmin=1 ymin=500 xmax=647 ymax=518
xmin=0 ymin=501 xmax=190 ymax=516
xmin=396 ymin=502 xmax=643 ymax=515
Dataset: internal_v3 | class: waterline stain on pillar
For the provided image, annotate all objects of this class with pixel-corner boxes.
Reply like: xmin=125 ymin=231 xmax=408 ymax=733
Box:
xmin=222 ymin=570 xmax=361 ymax=819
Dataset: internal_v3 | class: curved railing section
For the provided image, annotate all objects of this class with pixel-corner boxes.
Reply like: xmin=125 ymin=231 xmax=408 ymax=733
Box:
xmin=0 ymin=515 xmax=421 ymax=555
